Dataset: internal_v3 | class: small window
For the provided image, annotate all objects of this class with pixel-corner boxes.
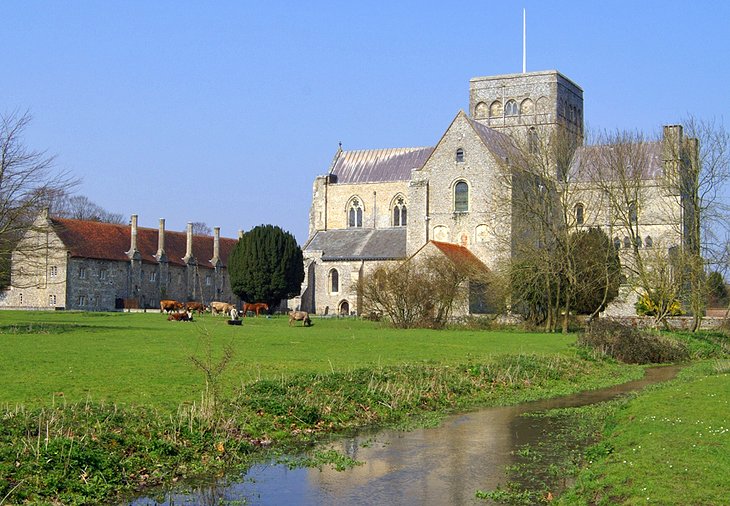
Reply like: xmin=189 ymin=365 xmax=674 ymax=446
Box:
xmin=456 ymin=148 xmax=465 ymax=163
xmin=505 ymin=100 xmax=518 ymax=116
xmin=645 ymin=236 xmax=653 ymax=248
xmin=79 ymin=267 xmax=86 ymax=279
xmin=575 ymin=203 xmax=585 ymax=225
xmin=149 ymin=271 xmax=157 ymax=282
xmin=99 ymin=269 xmax=107 ymax=280
xmin=330 ymin=269 xmax=339 ymax=293
xmin=49 ymin=266 xmax=58 ymax=277
xmin=206 ymin=275 xmax=212 ymax=286
xmin=613 ymin=237 xmax=621 ymax=250
xmin=78 ymin=295 xmax=86 ymax=306
xmin=49 ymin=294 xmax=56 ymax=306
xmin=623 ymin=237 xmax=631 ymax=248
xmin=455 ymin=181 xmax=469 ymax=212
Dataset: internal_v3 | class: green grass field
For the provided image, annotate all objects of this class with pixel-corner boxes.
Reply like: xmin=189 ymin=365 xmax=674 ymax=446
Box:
xmin=0 ymin=310 xmax=575 ymax=410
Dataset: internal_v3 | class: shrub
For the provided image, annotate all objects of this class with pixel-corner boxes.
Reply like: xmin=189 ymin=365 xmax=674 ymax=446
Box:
xmin=577 ymin=319 xmax=689 ymax=364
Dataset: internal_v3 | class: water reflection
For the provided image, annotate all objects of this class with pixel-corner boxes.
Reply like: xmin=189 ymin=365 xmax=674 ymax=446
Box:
xmin=130 ymin=366 xmax=679 ymax=506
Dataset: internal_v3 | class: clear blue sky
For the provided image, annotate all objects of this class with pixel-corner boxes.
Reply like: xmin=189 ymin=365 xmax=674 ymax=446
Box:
xmin=3 ymin=1 xmax=728 ymax=243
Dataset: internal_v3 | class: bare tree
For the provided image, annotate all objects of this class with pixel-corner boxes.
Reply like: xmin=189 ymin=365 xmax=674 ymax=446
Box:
xmin=0 ymin=111 xmax=77 ymax=287
xmin=51 ymin=194 xmax=124 ymax=224
xmin=191 ymin=221 xmax=212 ymax=236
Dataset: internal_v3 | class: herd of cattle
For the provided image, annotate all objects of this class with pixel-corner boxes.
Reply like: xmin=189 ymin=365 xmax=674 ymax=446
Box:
xmin=159 ymin=299 xmax=311 ymax=326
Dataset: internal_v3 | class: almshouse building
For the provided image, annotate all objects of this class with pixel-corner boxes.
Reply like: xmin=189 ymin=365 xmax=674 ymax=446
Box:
xmin=299 ymin=70 xmax=697 ymax=317
xmin=0 ymin=209 xmax=240 ymax=311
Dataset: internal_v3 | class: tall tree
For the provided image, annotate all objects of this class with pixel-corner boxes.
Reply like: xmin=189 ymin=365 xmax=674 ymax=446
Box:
xmin=0 ymin=111 xmax=77 ymax=287
xmin=228 ymin=224 xmax=304 ymax=308
xmin=51 ymin=194 xmax=124 ymax=223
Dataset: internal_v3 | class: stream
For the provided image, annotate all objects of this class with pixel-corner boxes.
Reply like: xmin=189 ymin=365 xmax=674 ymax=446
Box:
xmin=130 ymin=365 xmax=680 ymax=506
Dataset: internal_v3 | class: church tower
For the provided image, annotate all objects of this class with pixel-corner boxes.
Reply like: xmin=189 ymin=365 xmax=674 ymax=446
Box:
xmin=469 ymin=70 xmax=584 ymax=146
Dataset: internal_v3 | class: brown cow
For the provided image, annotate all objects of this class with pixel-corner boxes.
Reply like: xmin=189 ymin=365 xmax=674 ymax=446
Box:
xmin=210 ymin=301 xmax=234 ymax=315
xmin=160 ymin=299 xmax=184 ymax=313
xmin=288 ymin=311 xmax=312 ymax=327
xmin=185 ymin=301 xmax=207 ymax=315
xmin=243 ymin=302 xmax=269 ymax=317
xmin=167 ymin=311 xmax=193 ymax=322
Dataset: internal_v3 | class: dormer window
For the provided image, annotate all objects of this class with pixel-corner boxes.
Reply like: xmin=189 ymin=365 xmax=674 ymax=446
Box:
xmin=456 ymin=148 xmax=465 ymax=163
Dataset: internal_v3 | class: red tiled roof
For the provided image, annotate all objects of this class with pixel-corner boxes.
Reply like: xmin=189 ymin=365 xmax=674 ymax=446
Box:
xmin=51 ymin=218 xmax=238 ymax=268
xmin=429 ymin=241 xmax=490 ymax=274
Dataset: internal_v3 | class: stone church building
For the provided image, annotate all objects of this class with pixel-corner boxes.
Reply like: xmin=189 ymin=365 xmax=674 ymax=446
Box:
xmin=298 ymin=69 xmax=694 ymax=317
xmin=1 ymin=210 xmax=240 ymax=311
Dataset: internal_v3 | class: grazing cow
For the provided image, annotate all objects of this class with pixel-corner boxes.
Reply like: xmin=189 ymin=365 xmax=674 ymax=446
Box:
xmin=210 ymin=301 xmax=235 ymax=315
xmin=167 ymin=311 xmax=193 ymax=322
xmin=160 ymin=299 xmax=184 ymax=313
xmin=185 ymin=301 xmax=207 ymax=315
xmin=243 ymin=302 xmax=269 ymax=317
xmin=288 ymin=310 xmax=312 ymax=327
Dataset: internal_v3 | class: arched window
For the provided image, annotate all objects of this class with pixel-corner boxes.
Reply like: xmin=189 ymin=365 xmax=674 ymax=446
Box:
xmin=623 ymin=236 xmax=631 ymax=248
xmin=474 ymin=101 xmax=488 ymax=119
xmin=628 ymin=202 xmax=638 ymax=224
xmin=392 ymin=196 xmax=407 ymax=227
xmin=528 ymin=127 xmax=539 ymax=154
xmin=645 ymin=236 xmax=653 ymax=248
xmin=575 ymin=203 xmax=585 ymax=225
xmin=454 ymin=181 xmax=469 ymax=212
xmin=329 ymin=269 xmax=339 ymax=293
xmin=505 ymin=100 xmax=518 ymax=116
xmin=613 ymin=237 xmax=621 ymax=250
xmin=456 ymin=148 xmax=465 ymax=163
xmin=348 ymin=197 xmax=363 ymax=228
xmin=520 ymin=98 xmax=534 ymax=115
xmin=489 ymin=100 xmax=503 ymax=117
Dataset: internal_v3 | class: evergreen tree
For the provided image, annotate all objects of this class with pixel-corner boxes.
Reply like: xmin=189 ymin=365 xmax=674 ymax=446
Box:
xmin=228 ymin=225 xmax=304 ymax=308
xmin=570 ymin=227 xmax=621 ymax=315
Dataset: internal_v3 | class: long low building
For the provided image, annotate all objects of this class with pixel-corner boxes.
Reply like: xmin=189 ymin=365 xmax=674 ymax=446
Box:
xmin=0 ymin=209 xmax=240 ymax=311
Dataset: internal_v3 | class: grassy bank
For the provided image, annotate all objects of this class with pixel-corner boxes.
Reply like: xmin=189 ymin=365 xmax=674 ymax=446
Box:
xmin=557 ymin=360 xmax=730 ymax=505
xmin=0 ymin=310 xmax=642 ymax=505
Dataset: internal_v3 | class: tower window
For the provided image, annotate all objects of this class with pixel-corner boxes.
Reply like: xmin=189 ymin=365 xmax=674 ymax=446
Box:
xmin=456 ymin=148 xmax=464 ymax=163
xmin=505 ymin=100 xmax=518 ymax=116
xmin=628 ymin=202 xmax=638 ymax=224
xmin=455 ymin=181 xmax=469 ymax=212
xmin=528 ymin=127 xmax=539 ymax=154
xmin=645 ymin=236 xmax=653 ymax=248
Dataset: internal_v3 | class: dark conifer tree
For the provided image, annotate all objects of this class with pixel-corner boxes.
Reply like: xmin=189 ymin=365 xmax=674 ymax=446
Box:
xmin=228 ymin=225 xmax=304 ymax=309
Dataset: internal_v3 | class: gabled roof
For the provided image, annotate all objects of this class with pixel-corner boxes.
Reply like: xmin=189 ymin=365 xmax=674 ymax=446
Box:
xmin=329 ymin=147 xmax=434 ymax=184
xmin=50 ymin=217 xmax=238 ymax=268
xmin=465 ymin=116 xmax=517 ymax=162
xmin=304 ymin=228 xmax=407 ymax=261
xmin=428 ymin=241 xmax=490 ymax=275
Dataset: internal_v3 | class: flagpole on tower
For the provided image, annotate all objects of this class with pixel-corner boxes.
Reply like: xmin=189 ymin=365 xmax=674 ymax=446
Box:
xmin=522 ymin=8 xmax=526 ymax=74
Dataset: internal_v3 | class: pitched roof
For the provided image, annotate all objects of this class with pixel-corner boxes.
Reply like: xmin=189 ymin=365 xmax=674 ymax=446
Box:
xmin=466 ymin=116 xmax=518 ymax=161
xmin=329 ymin=147 xmax=434 ymax=184
xmin=569 ymin=142 xmax=664 ymax=182
xmin=50 ymin=218 xmax=238 ymax=268
xmin=429 ymin=241 xmax=490 ymax=275
xmin=304 ymin=228 xmax=407 ymax=261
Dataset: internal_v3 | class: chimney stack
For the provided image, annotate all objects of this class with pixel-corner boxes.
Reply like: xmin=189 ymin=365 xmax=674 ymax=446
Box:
xmin=213 ymin=227 xmax=220 ymax=262
xmin=184 ymin=222 xmax=194 ymax=262
xmin=127 ymin=214 xmax=139 ymax=258
xmin=156 ymin=218 xmax=166 ymax=260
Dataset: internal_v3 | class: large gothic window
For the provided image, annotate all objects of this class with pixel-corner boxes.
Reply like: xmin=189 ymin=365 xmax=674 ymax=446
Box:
xmin=393 ymin=196 xmax=407 ymax=227
xmin=454 ymin=181 xmax=469 ymax=212
xmin=348 ymin=198 xmax=363 ymax=228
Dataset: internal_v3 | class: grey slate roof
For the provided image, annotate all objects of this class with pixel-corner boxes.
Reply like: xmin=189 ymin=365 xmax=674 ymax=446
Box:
xmin=330 ymin=147 xmax=434 ymax=184
xmin=305 ymin=228 xmax=407 ymax=261
xmin=467 ymin=117 xmax=517 ymax=161
xmin=569 ymin=142 xmax=664 ymax=182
